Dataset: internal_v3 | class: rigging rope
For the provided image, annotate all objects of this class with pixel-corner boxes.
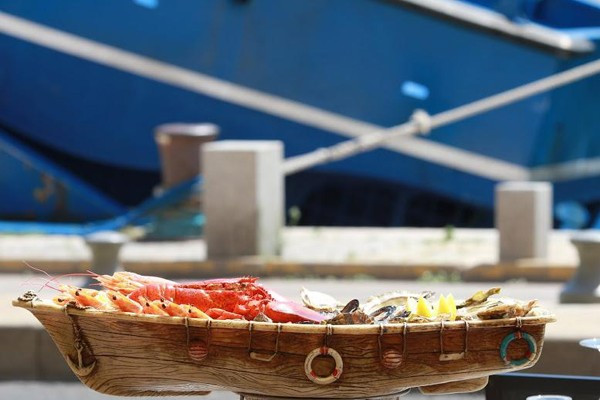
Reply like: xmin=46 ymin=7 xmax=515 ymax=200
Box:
xmin=283 ymin=57 xmax=600 ymax=176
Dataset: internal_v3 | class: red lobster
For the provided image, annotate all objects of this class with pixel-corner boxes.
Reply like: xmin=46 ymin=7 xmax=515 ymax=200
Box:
xmin=94 ymin=272 xmax=326 ymax=323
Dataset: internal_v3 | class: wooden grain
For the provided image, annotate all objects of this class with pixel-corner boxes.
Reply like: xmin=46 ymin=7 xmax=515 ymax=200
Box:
xmin=12 ymin=299 xmax=554 ymax=398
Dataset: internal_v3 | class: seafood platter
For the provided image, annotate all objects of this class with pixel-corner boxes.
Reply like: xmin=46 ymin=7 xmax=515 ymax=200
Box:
xmin=13 ymin=272 xmax=555 ymax=399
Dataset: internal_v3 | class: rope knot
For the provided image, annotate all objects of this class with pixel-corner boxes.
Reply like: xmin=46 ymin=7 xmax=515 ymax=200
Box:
xmin=410 ymin=109 xmax=432 ymax=135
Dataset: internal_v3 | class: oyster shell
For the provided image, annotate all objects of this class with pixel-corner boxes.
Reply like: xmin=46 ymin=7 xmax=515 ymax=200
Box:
xmin=300 ymin=287 xmax=339 ymax=313
xmin=369 ymin=305 xmax=397 ymax=322
xmin=477 ymin=299 xmax=538 ymax=320
xmin=525 ymin=306 xmax=551 ymax=317
xmin=456 ymin=287 xmax=501 ymax=308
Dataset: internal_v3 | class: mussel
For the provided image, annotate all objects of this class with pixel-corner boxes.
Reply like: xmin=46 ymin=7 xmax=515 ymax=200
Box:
xmin=326 ymin=299 xmax=372 ymax=325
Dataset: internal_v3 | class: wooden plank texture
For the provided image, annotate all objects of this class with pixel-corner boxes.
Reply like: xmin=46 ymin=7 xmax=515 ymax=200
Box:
xmin=13 ymin=299 xmax=553 ymax=398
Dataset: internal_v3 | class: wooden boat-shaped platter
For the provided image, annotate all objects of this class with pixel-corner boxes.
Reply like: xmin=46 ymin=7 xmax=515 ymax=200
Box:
xmin=13 ymin=293 xmax=555 ymax=399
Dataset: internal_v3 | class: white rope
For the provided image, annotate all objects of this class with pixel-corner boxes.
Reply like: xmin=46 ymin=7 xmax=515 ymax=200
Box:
xmin=283 ymin=57 xmax=600 ymax=176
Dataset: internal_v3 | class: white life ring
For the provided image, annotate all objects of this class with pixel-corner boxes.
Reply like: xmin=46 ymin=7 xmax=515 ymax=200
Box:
xmin=304 ymin=346 xmax=343 ymax=385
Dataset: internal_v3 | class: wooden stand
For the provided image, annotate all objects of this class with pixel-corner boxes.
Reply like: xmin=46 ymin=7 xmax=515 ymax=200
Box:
xmin=237 ymin=388 xmax=412 ymax=400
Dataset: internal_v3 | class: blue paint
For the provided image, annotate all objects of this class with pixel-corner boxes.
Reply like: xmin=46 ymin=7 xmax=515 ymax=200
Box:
xmin=133 ymin=0 xmax=158 ymax=9
xmin=0 ymin=128 xmax=124 ymax=220
xmin=555 ymin=201 xmax=590 ymax=229
xmin=0 ymin=0 xmax=598 ymax=223
xmin=0 ymin=177 xmax=202 ymax=234
xmin=401 ymin=81 xmax=430 ymax=100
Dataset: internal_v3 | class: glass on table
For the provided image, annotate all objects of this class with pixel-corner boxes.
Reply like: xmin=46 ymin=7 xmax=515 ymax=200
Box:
xmin=579 ymin=337 xmax=600 ymax=351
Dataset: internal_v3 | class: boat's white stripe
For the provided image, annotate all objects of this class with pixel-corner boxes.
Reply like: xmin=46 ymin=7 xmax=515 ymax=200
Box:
xmin=531 ymin=157 xmax=600 ymax=182
xmin=0 ymin=11 xmax=596 ymax=183
xmin=0 ymin=12 xmax=376 ymax=140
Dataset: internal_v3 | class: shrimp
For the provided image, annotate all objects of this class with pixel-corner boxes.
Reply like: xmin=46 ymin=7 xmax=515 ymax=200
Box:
xmin=138 ymin=296 xmax=169 ymax=316
xmin=106 ymin=290 xmax=143 ymax=314
xmin=59 ymin=285 xmax=115 ymax=311
xmin=46 ymin=270 xmax=327 ymax=323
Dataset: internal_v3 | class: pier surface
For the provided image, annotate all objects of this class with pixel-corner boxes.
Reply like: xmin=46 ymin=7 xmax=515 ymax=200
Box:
xmin=0 ymin=227 xmax=579 ymax=281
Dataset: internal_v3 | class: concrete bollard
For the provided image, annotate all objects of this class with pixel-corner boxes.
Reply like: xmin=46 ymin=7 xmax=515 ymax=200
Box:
xmin=150 ymin=123 xmax=219 ymax=239
xmin=84 ymin=231 xmax=128 ymax=287
xmin=560 ymin=231 xmax=600 ymax=303
xmin=154 ymin=123 xmax=219 ymax=189
xmin=203 ymin=141 xmax=284 ymax=258
xmin=495 ymin=181 xmax=552 ymax=262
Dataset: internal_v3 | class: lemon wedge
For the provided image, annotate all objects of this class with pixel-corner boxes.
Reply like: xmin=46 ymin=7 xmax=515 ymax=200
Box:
xmin=437 ymin=294 xmax=451 ymax=318
xmin=445 ymin=293 xmax=457 ymax=320
xmin=417 ymin=297 xmax=433 ymax=318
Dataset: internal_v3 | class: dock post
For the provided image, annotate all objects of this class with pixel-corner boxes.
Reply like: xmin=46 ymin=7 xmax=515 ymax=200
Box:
xmin=155 ymin=123 xmax=219 ymax=189
xmin=151 ymin=123 xmax=219 ymax=239
xmin=203 ymin=141 xmax=284 ymax=258
xmin=560 ymin=231 xmax=600 ymax=303
xmin=83 ymin=231 xmax=128 ymax=287
xmin=495 ymin=181 xmax=552 ymax=262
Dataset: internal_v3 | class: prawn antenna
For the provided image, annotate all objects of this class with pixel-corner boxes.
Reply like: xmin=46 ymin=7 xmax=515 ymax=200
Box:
xmin=22 ymin=261 xmax=94 ymax=293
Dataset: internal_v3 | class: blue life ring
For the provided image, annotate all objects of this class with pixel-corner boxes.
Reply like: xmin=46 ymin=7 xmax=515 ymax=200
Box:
xmin=500 ymin=331 xmax=537 ymax=366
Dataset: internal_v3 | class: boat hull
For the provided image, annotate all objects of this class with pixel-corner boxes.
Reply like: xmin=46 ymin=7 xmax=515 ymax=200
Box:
xmin=1 ymin=0 xmax=600 ymax=220
xmin=14 ymin=299 xmax=554 ymax=398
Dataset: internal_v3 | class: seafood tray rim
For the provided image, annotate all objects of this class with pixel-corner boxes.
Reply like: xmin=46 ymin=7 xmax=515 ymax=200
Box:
xmin=12 ymin=298 xmax=556 ymax=335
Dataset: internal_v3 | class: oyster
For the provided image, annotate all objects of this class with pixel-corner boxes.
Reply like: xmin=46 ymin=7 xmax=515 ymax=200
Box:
xmin=477 ymin=299 xmax=538 ymax=320
xmin=301 ymin=287 xmax=339 ymax=313
xmin=387 ymin=309 xmax=411 ymax=323
xmin=525 ymin=306 xmax=551 ymax=317
xmin=456 ymin=287 xmax=501 ymax=308
xmin=406 ymin=313 xmax=436 ymax=323
xmin=369 ymin=305 xmax=397 ymax=322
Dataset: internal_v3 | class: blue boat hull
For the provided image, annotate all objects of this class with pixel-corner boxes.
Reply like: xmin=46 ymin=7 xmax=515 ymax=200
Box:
xmin=0 ymin=0 xmax=599 ymax=224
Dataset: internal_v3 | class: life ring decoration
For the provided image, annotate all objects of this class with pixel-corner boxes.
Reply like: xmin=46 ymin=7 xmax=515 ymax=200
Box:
xmin=499 ymin=331 xmax=537 ymax=366
xmin=304 ymin=346 xmax=343 ymax=385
